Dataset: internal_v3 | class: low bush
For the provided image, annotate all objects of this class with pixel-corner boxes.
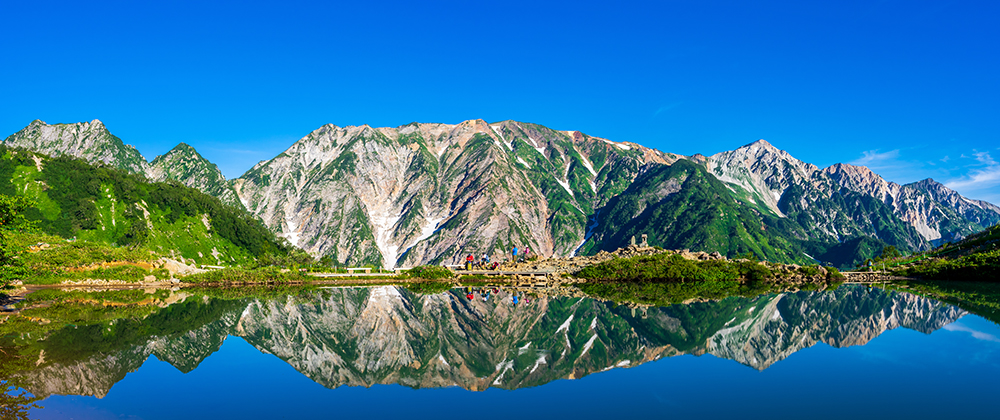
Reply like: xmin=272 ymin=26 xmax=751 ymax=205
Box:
xmin=406 ymin=265 xmax=454 ymax=281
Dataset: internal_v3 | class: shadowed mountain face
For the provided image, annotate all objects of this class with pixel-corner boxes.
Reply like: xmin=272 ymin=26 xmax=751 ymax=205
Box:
xmin=14 ymin=286 xmax=964 ymax=398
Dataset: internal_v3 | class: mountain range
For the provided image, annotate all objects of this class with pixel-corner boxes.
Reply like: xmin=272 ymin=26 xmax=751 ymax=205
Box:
xmin=4 ymin=119 xmax=998 ymax=268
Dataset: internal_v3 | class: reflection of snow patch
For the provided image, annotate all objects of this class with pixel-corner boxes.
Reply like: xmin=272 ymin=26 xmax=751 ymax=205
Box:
xmin=556 ymin=178 xmax=573 ymax=196
xmin=557 ymin=314 xmax=574 ymax=333
xmin=581 ymin=334 xmax=598 ymax=356
xmin=529 ymin=354 xmax=547 ymax=373
xmin=518 ymin=342 xmax=532 ymax=354
xmin=493 ymin=359 xmax=514 ymax=385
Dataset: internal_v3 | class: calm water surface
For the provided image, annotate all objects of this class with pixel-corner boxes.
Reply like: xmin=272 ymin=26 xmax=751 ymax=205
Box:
xmin=5 ymin=285 xmax=999 ymax=419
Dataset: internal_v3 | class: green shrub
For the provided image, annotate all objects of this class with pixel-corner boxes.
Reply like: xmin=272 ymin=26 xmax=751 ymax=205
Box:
xmin=406 ymin=265 xmax=454 ymax=280
xmin=575 ymin=253 xmax=771 ymax=282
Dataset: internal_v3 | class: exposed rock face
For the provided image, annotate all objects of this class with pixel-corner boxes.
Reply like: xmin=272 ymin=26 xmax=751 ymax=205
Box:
xmin=232 ymin=120 xmax=673 ymax=267
xmin=707 ymin=140 xmax=1000 ymax=249
xmin=147 ymin=143 xmax=244 ymax=210
xmin=4 ymin=120 xmax=997 ymax=266
xmin=4 ymin=119 xmax=149 ymax=173
xmin=2 ymin=120 xmax=244 ymax=210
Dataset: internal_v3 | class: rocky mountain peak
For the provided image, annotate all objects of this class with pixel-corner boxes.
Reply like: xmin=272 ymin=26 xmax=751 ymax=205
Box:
xmin=823 ymin=163 xmax=900 ymax=201
xmin=706 ymin=140 xmax=817 ymax=216
xmin=4 ymin=119 xmax=149 ymax=174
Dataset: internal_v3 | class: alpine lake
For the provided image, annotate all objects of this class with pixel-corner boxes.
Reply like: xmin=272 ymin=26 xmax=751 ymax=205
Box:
xmin=2 ymin=282 xmax=999 ymax=420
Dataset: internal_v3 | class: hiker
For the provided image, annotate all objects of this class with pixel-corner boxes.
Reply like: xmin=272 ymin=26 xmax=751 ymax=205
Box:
xmin=466 ymin=254 xmax=475 ymax=270
xmin=481 ymin=252 xmax=490 ymax=267
xmin=511 ymin=246 xmax=518 ymax=263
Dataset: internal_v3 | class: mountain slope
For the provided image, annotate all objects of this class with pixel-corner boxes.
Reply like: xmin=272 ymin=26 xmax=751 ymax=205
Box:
xmin=4 ymin=120 xmax=997 ymax=268
xmin=0 ymin=145 xmax=288 ymax=265
xmin=4 ymin=120 xmax=149 ymax=173
xmin=3 ymin=120 xmax=244 ymax=210
xmin=580 ymin=159 xmax=806 ymax=262
xmin=703 ymin=140 xmax=1000 ymax=258
xmin=147 ymin=143 xmax=244 ymax=210
xmin=232 ymin=120 xmax=675 ymax=267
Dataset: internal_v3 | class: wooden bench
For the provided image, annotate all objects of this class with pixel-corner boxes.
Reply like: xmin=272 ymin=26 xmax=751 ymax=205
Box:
xmin=345 ymin=267 xmax=371 ymax=274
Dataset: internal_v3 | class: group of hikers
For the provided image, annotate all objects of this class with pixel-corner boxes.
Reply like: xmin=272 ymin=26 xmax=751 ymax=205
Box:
xmin=463 ymin=246 xmax=531 ymax=270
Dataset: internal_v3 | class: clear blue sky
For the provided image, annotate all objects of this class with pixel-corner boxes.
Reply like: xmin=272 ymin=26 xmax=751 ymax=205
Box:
xmin=2 ymin=0 xmax=998 ymax=203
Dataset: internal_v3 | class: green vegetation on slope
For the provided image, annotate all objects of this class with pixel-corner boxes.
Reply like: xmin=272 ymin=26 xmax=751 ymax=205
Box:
xmin=581 ymin=160 xmax=809 ymax=263
xmin=890 ymin=223 xmax=1000 ymax=281
xmin=0 ymin=146 xmax=293 ymax=269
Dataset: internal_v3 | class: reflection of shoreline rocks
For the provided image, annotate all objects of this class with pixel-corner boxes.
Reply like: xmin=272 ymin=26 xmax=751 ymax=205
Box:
xmin=18 ymin=286 xmax=965 ymax=398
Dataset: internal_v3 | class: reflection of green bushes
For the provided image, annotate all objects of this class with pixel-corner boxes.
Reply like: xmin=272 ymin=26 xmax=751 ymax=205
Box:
xmin=404 ymin=281 xmax=454 ymax=295
xmin=182 ymin=267 xmax=308 ymax=283
xmin=578 ymin=280 xmax=780 ymax=306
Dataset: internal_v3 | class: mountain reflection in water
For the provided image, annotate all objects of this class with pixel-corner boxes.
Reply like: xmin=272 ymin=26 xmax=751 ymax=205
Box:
xmin=11 ymin=285 xmax=965 ymax=399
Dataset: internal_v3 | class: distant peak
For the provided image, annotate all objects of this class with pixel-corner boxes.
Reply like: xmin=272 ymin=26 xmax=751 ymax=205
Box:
xmin=171 ymin=142 xmax=196 ymax=152
xmin=747 ymin=139 xmax=776 ymax=149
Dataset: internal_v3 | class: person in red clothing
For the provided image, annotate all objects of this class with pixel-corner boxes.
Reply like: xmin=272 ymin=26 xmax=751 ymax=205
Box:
xmin=465 ymin=254 xmax=474 ymax=270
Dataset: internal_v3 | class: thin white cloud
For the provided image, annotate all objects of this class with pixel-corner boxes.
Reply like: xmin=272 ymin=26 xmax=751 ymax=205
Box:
xmin=653 ymin=102 xmax=683 ymax=117
xmin=974 ymin=151 xmax=996 ymax=166
xmin=945 ymin=151 xmax=1000 ymax=191
xmin=850 ymin=149 xmax=900 ymax=166
xmin=943 ymin=322 xmax=1000 ymax=343
xmin=945 ymin=166 xmax=1000 ymax=190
